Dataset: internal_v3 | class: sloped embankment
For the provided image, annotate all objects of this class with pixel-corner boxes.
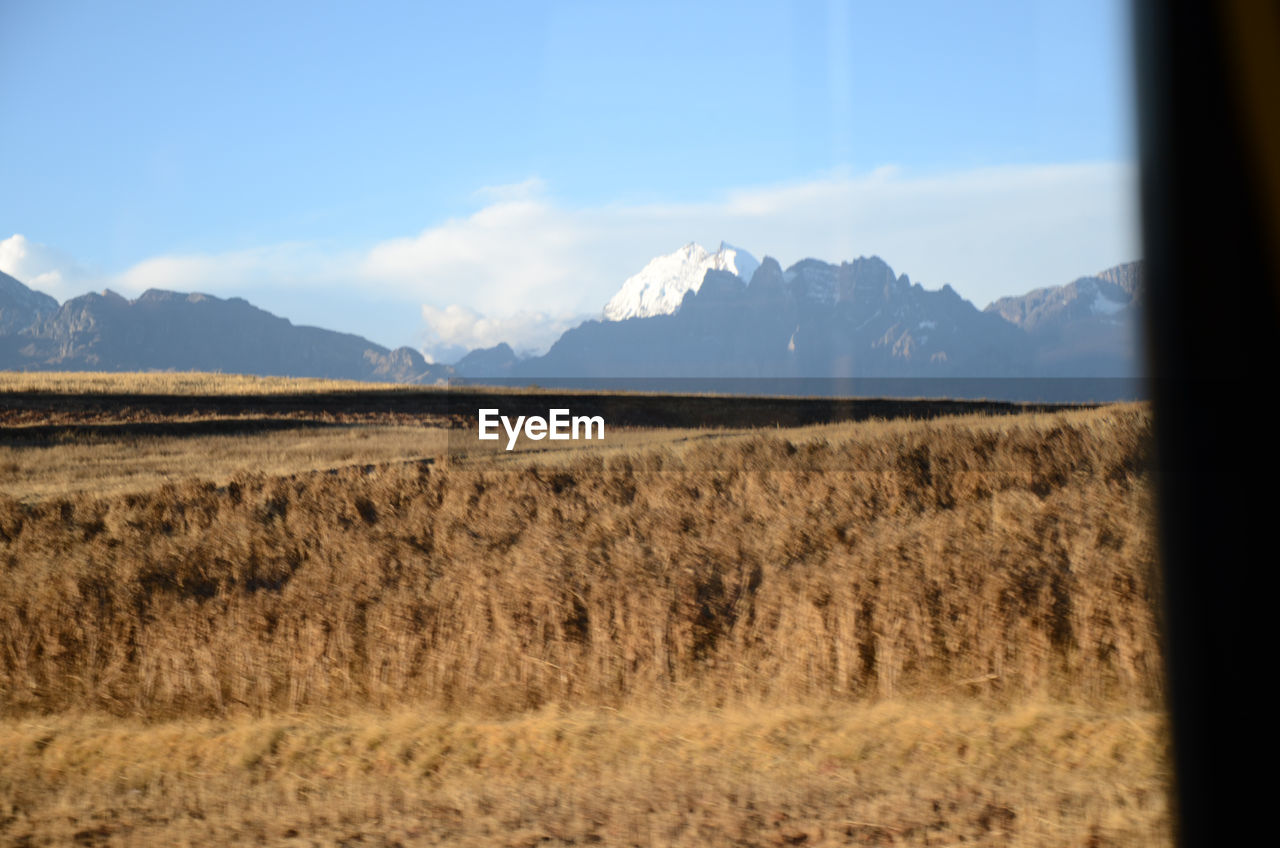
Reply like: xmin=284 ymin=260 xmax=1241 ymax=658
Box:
xmin=0 ymin=405 xmax=1160 ymax=718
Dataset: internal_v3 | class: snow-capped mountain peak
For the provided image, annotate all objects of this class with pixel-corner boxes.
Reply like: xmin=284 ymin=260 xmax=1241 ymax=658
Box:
xmin=603 ymin=242 xmax=760 ymax=321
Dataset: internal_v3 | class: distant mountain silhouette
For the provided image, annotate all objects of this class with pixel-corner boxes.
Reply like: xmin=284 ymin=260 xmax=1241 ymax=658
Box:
xmin=0 ymin=277 xmax=446 ymax=383
xmin=1 ymin=254 xmax=1144 ymax=393
xmin=453 ymin=342 xmax=519 ymax=379
xmin=985 ymin=261 xmax=1143 ymax=376
xmin=449 ymin=255 xmax=1142 ymax=384
xmin=0 ymin=270 xmax=59 ymax=335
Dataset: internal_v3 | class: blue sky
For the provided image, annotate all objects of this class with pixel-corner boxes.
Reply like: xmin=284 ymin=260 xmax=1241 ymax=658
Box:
xmin=1 ymin=0 xmax=1138 ymax=358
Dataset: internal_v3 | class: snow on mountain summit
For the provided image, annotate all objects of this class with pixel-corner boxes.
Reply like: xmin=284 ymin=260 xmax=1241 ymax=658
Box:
xmin=603 ymin=242 xmax=760 ymax=321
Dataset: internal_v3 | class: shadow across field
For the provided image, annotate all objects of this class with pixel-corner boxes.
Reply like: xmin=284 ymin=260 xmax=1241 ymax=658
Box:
xmin=442 ymin=391 xmax=1091 ymax=429
xmin=0 ymin=387 xmax=1095 ymax=435
xmin=0 ymin=417 xmax=351 ymax=446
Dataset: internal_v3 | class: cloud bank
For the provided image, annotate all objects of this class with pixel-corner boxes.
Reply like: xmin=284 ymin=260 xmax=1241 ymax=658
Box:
xmin=419 ymin=304 xmax=589 ymax=363
xmin=4 ymin=162 xmax=1139 ymax=361
xmin=0 ymin=234 xmax=92 ymax=302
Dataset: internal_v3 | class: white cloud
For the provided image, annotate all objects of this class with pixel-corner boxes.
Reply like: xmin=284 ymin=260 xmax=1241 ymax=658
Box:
xmin=4 ymin=161 xmax=1141 ymax=359
xmin=364 ymin=160 xmax=1139 ymax=322
xmin=0 ymin=234 xmax=92 ymax=301
xmin=473 ymin=176 xmax=548 ymax=203
xmin=111 ymin=242 xmax=356 ymax=295
xmin=1 ymin=235 xmax=356 ymax=301
xmin=420 ymin=304 xmax=588 ymax=362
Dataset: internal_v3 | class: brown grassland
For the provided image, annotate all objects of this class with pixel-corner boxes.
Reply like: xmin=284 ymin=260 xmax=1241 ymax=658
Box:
xmin=0 ymin=371 xmax=438 ymax=396
xmin=0 ymin=373 xmax=1170 ymax=846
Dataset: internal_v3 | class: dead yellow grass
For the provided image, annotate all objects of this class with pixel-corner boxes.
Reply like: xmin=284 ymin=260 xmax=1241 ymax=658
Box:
xmin=0 ymin=370 xmax=440 ymax=395
xmin=0 ymin=702 xmax=1170 ymax=847
xmin=0 ymin=404 xmax=1159 ymax=717
xmin=0 ymin=419 xmax=845 ymax=502
xmin=0 ymin=425 xmax=447 ymax=502
xmin=0 ymin=399 xmax=1168 ymax=845
xmin=456 ymin=403 xmax=1141 ymax=471
xmin=2 ymin=402 xmax=1126 ymax=500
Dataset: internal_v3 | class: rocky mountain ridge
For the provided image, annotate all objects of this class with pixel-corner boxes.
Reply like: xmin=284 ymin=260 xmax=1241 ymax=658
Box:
xmin=0 ymin=275 xmax=447 ymax=383
xmin=456 ymin=254 xmax=1143 ymax=382
xmin=1 ymin=253 xmax=1143 ymax=389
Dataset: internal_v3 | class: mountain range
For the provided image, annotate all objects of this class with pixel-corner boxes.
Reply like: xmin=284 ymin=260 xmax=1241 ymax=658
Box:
xmin=456 ymin=245 xmax=1143 ymax=384
xmin=0 ymin=270 xmax=447 ymax=383
xmin=1 ymin=246 xmax=1143 ymax=391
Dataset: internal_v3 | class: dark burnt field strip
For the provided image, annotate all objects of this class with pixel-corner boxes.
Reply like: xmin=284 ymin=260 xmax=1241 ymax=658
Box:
xmin=0 ymin=417 xmax=356 ymax=446
xmin=0 ymin=388 xmax=1095 ymax=442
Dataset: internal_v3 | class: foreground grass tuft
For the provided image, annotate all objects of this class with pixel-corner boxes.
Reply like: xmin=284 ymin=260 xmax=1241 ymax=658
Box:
xmin=0 ymin=703 xmax=1170 ymax=847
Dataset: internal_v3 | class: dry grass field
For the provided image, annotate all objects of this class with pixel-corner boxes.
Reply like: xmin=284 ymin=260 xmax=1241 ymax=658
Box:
xmin=0 ymin=426 xmax=444 ymax=502
xmin=1 ymin=703 xmax=1166 ymax=847
xmin=0 ymin=374 xmax=1170 ymax=846
xmin=0 ymin=371 xmax=438 ymax=396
